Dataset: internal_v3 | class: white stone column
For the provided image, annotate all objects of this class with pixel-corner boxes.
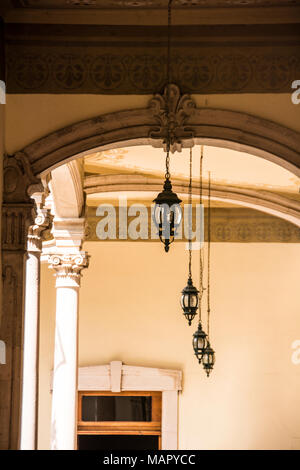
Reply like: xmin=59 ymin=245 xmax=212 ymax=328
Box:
xmin=49 ymin=253 xmax=89 ymax=450
xmin=20 ymin=205 xmax=51 ymax=450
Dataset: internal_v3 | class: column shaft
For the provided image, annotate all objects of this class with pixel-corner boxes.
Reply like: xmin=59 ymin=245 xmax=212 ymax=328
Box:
xmin=20 ymin=205 xmax=51 ymax=450
xmin=20 ymin=251 xmax=40 ymax=449
xmin=49 ymin=252 xmax=88 ymax=451
xmin=51 ymin=286 xmax=79 ymax=450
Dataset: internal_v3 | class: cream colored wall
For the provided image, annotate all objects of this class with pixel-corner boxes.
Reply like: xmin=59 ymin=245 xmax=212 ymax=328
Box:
xmin=39 ymin=241 xmax=300 ymax=450
xmin=5 ymin=93 xmax=300 ymax=155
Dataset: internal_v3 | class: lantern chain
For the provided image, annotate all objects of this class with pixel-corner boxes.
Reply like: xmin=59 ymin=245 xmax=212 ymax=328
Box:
xmin=207 ymin=171 xmax=211 ymax=340
xmin=167 ymin=0 xmax=172 ymax=89
xmin=198 ymin=145 xmax=204 ymax=323
xmin=188 ymin=147 xmax=193 ymax=278
xmin=165 ymin=149 xmax=170 ymax=180
xmin=165 ymin=0 xmax=173 ymax=178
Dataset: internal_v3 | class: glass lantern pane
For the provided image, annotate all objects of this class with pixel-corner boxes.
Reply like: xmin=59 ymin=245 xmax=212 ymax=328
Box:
xmin=189 ymin=294 xmax=197 ymax=308
xmin=159 ymin=204 xmax=171 ymax=223
xmin=204 ymin=352 xmax=213 ymax=365
xmin=154 ymin=205 xmax=162 ymax=225
xmin=183 ymin=293 xmax=189 ymax=308
xmin=172 ymin=204 xmax=182 ymax=225
xmin=167 ymin=209 xmax=174 ymax=224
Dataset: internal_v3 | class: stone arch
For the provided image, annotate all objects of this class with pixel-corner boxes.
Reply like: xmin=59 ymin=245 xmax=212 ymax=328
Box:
xmin=84 ymin=174 xmax=300 ymax=228
xmin=2 ymin=85 xmax=300 ymax=449
xmin=14 ymin=85 xmax=300 ymax=179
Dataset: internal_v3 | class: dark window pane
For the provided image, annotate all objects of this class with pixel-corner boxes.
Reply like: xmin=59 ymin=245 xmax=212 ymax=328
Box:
xmin=78 ymin=434 xmax=158 ymax=450
xmin=81 ymin=396 xmax=152 ymax=422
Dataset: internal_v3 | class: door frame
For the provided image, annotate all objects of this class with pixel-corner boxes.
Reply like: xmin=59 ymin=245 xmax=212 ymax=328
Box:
xmin=77 ymin=361 xmax=182 ymax=450
xmin=77 ymin=390 xmax=162 ymax=450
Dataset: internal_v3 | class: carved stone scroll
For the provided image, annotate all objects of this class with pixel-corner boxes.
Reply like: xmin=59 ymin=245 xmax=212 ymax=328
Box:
xmin=149 ymin=84 xmax=196 ymax=152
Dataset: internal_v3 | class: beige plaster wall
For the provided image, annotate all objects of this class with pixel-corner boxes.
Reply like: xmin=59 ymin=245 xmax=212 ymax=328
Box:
xmin=5 ymin=93 xmax=300 ymax=156
xmin=38 ymin=241 xmax=300 ymax=450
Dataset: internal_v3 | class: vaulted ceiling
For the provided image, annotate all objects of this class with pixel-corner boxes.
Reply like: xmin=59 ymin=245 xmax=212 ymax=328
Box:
xmin=85 ymin=146 xmax=300 ymax=196
xmin=81 ymin=145 xmax=300 ymax=242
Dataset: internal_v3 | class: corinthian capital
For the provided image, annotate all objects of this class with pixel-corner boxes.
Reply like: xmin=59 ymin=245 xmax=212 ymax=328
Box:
xmin=48 ymin=252 xmax=89 ymax=288
xmin=28 ymin=208 xmax=53 ymax=252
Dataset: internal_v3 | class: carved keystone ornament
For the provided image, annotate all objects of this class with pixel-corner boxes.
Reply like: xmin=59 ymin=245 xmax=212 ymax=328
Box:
xmin=149 ymin=84 xmax=196 ymax=152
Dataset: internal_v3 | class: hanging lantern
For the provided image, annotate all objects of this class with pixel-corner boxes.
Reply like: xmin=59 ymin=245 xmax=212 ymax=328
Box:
xmin=181 ymin=276 xmax=199 ymax=326
xmin=202 ymin=342 xmax=215 ymax=377
xmin=180 ymin=148 xmax=198 ymax=324
xmin=153 ymin=0 xmax=182 ymax=253
xmin=191 ymin=146 xmax=208 ymax=357
xmin=192 ymin=322 xmax=208 ymax=363
xmin=191 ymin=149 xmax=216 ymax=377
xmin=153 ymin=176 xmax=182 ymax=252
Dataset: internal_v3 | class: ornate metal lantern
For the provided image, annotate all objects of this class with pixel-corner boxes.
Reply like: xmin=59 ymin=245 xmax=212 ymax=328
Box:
xmin=191 ymin=148 xmax=216 ymax=377
xmin=153 ymin=176 xmax=182 ymax=252
xmin=153 ymin=0 xmax=182 ymax=253
xmin=202 ymin=343 xmax=215 ymax=377
xmin=192 ymin=322 xmax=208 ymax=363
xmin=180 ymin=147 xmax=199 ymax=324
xmin=181 ymin=276 xmax=199 ymax=325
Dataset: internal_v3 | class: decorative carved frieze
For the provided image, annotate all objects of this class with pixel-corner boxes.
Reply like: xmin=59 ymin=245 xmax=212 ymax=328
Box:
xmin=48 ymin=252 xmax=90 ymax=288
xmin=149 ymin=84 xmax=195 ymax=151
xmin=85 ymin=207 xmax=300 ymax=243
xmin=5 ymin=23 xmax=300 ymax=94
xmin=7 ymin=51 xmax=299 ymax=95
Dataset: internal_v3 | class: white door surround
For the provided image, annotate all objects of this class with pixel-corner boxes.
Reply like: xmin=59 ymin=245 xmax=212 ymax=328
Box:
xmin=78 ymin=361 xmax=182 ymax=450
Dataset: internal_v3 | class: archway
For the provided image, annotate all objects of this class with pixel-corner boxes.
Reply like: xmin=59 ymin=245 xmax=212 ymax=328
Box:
xmin=2 ymin=84 xmax=300 ymax=450
xmin=12 ymin=85 xmax=300 ymax=179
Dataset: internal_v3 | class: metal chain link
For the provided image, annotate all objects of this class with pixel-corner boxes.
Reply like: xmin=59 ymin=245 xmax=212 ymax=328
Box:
xmin=188 ymin=147 xmax=192 ymax=278
xmin=165 ymin=149 xmax=170 ymax=180
xmin=207 ymin=171 xmax=211 ymax=339
xmin=167 ymin=0 xmax=173 ymax=87
xmin=165 ymin=0 xmax=173 ymax=175
xmin=198 ymin=145 xmax=204 ymax=323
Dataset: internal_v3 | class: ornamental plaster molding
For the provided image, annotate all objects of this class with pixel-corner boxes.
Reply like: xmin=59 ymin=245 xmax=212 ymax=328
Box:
xmin=48 ymin=252 xmax=89 ymax=288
